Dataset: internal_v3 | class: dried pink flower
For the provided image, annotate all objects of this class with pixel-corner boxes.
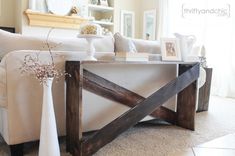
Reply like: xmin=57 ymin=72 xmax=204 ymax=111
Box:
xmin=20 ymin=29 xmax=70 ymax=84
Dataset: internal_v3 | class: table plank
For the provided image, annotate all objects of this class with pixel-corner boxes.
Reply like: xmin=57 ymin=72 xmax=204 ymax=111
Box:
xmin=66 ymin=61 xmax=83 ymax=155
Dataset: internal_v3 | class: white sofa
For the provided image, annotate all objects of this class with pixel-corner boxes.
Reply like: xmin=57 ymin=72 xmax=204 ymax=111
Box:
xmin=0 ymin=30 xmax=176 ymax=148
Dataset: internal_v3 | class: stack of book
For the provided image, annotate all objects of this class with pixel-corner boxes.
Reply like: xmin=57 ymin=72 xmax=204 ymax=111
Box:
xmin=115 ymin=52 xmax=149 ymax=61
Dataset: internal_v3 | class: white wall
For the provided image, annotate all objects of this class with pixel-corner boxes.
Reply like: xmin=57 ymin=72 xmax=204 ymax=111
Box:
xmin=15 ymin=0 xmax=22 ymax=33
xmin=114 ymin=0 xmax=141 ymax=38
xmin=113 ymin=0 xmax=158 ymax=39
xmin=0 ymin=0 xmax=15 ymax=27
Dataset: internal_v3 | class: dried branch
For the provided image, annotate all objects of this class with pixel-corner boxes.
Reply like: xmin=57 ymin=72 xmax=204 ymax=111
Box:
xmin=20 ymin=28 xmax=70 ymax=84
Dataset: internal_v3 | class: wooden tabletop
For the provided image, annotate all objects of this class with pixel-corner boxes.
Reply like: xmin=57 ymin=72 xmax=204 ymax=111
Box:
xmin=78 ymin=60 xmax=199 ymax=65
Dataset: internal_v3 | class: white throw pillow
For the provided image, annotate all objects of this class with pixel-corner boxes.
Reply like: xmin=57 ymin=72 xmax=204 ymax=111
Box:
xmin=114 ymin=33 xmax=137 ymax=53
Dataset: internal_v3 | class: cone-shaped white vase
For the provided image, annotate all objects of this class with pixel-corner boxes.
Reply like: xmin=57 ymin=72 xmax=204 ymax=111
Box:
xmin=39 ymin=78 xmax=60 ymax=156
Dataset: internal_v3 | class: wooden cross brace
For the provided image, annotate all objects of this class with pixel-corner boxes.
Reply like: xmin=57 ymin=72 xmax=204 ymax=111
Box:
xmin=65 ymin=61 xmax=200 ymax=156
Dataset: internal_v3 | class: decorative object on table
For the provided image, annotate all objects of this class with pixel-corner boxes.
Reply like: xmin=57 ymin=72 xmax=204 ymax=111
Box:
xmin=91 ymin=0 xmax=98 ymax=5
xmin=78 ymin=23 xmax=103 ymax=61
xmin=79 ymin=23 xmax=103 ymax=36
xmin=46 ymin=0 xmax=73 ymax=15
xmin=70 ymin=6 xmax=79 ymax=16
xmin=29 ymin=0 xmax=36 ymax=10
xmin=114 ymin=32 xmax=137 ymax=53
xmin=20 ymin=29 xmax=69 ymax=156
xmin=161 ymin=38 xmax=181 ymax=61
xmin=143 ymin=9 xmax=156 ymax=40
xmin=98 ymin=0 xmax=109 ymax=6
xmin=115 ymin=52 xmax=149 ymax=61
xmin=197 ymin=45 xmax=207 ymax=88
xmin=199 ymin=45 xmax=207 ymax=68
xmin=174 ymin=33 xmax=196 ymax=62
xmin=120 ymin=10 xmax=135 ymax=38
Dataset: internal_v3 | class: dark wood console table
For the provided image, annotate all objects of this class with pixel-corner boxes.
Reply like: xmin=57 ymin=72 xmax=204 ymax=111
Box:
xmin=65 ymin=61 xmax=200 ymax=156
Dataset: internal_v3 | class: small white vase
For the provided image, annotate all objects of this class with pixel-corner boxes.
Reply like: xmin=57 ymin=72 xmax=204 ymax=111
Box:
xmin=39 ymin=78 xmax=60 ymax=156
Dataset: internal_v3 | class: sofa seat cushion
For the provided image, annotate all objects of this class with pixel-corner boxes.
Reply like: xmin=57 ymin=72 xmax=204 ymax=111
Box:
xmin=0 ymin=66 xmax=6 ymax=108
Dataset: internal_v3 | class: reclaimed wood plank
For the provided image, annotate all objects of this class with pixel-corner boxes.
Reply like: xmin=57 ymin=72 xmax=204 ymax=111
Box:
xmin=65 ymin=61 xmax=83 ymax=155
xmin=176 ymin=64 xmax=198 ymax=130
xmin=197 ymin=68 xmax=213 ymax=112
xmin=81 ymin=63 xmax=200 ymax=155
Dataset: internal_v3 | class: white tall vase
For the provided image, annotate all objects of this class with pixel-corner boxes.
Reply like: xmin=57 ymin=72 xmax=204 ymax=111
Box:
xmin=39 ymin=78 xmax=60 ymax=156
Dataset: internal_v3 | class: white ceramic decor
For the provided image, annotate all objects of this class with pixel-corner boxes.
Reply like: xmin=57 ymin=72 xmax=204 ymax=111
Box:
xmin=174 ymin=33 xmax=196 ymax=61
xmin=46 ymin=0 xmax=73 ymax=15
xmin=39 ymin=78 xmax=60 ymax=156
xmin=77 ymin=35 xmax=103 ymax=61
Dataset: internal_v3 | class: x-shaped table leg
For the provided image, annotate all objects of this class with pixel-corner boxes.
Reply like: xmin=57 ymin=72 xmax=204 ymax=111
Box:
xmin=66 ymin=62 xmax=199 ymax=156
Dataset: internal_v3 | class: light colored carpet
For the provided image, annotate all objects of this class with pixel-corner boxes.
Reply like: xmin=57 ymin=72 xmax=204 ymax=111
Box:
xmin=0 ymin=96 xmax=235 ymax=156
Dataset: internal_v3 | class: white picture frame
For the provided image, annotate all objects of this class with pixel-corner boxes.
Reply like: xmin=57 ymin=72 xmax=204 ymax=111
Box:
xmin=120 ymin=10 xmax=135 ymax=38
xmin=161 ymin=38 xmax=181 ymax=61
xmin=143 ymin=9 xmax=156 ymax=40
xmin=98 ymin=0 xmax=108 ymax=6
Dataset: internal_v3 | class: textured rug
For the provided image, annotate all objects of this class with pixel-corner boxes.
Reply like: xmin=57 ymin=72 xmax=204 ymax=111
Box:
xmin=0 ymin=96 xmax=235 ymax=156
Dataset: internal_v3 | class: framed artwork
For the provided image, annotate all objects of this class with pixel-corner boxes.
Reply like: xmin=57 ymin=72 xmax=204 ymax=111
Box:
xmin=120 ymin=10 xmax=135 ymax=38
xmin=98 ymin=0 xmax=109 ymax=6
xmin=143 ymin=9 xmax=156 ymax=40
xmin=161 ymin=38 xmax=181 ymax=61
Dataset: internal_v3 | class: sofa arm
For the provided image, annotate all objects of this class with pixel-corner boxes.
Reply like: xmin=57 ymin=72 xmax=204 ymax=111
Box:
xmin=0 ymin=66 xmax=6 ymax=108
xmin=1 ymin=50 xmax=115 ymax=144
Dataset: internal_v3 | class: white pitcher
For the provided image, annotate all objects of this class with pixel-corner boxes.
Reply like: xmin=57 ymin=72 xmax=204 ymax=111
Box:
xmin=174 ymin=33 xmax=196 ymax=61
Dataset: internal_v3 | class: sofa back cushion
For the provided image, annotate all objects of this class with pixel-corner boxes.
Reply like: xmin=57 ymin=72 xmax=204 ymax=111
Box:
xmin=131 ymin=38 xmax=161 ymax=54
xmin=0 ymin=30 xmax=114 ymax=59
xmin=113 ymin=32 xmax=161 ymax=54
